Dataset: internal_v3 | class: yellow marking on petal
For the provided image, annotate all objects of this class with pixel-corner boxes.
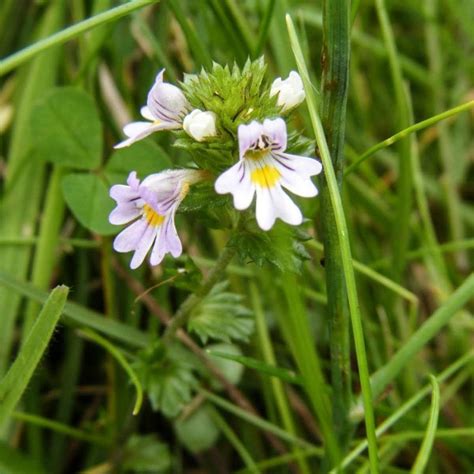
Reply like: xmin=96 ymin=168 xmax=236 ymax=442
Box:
xmin=250 ymin=165 xmax=281 ymax=188
xmin=180 ymin=181 xmax=190 ymax=199
xmin=245 ymin=148 xmax=270 ymax=161
xmin=143 ymin=204 xmax=165 ymax=227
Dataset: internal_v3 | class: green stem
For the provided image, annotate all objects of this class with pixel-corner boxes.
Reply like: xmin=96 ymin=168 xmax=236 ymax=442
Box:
xmin=345 ymin=100 xmax=474 ymax=176
xmin=424 ymin=0 xmax=466 ymax=269
xmin=339 ymin=351 xmax=473 ymax=473
xmin=254 ymin=0 xmax=276 ymax=57
xmin=21 ymin=166 xmax=66 ymax=461
xmin=200 ymin=388 xmax=315 ymax=450
xmin=319 ymin=0 xmax=352 ymax=455
xmin=210 ymin=408 xmax=260 ymax=473
xmin=250 ymin=282 xmax=311 ymax=474
xmin=368 ymin=273 xmax=474 ymax=401
xmin=12 ymin=411 xmax=110 ymax=447
xmin=410 ymin=376 xmax=440 ymax=474
xmin=0 ymin=0 xmax=159 ymax=76
xmin=287 ymin=15 xmax=380 ymax=472
xmin=374 ymin=0 xmax=413 ymax=282
xmin=162 ymin=243 xmax=236 ymax=343
xmin=78 ymin=328 xmax=143 ymax=416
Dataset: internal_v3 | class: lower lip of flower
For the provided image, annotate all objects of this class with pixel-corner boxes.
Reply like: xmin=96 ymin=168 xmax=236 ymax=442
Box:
xmin=143 ymin=204 xmax=165 ymax=227
xmin=250 ymin=165 xmax=281 ymax=188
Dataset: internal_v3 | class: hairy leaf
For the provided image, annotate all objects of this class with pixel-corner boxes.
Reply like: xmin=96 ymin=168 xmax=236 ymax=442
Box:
xmin=174 ymin=404 xmax=220 ymax=453
xmin=123 ymin=435 xmax=171 ymax=473
xmin=136 ymin=343 xmax=198 ymax=418
xmin=188 ymin=281 xmax=254 ymax=344
xmin=229 ymin=221 xmax=311 ymax=273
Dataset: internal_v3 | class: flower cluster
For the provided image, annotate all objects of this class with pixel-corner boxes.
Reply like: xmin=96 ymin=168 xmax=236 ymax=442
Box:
xmin=109 ymin=65 xmax=322 ymax=269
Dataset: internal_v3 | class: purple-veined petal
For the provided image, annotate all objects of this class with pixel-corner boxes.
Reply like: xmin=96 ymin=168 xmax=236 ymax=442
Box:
xmin=215 ymin=161 xmax=255 ymax=210
xmin=272 ymin=156 xmax=318 ymax=198
xmin=238 ymin=121 xmax=264 ymax=158
xmin=281 ymin=153 xmax=323 ymax=176
xmin=263 ymin=118 xmax=287 ymax=152
xmin=147 ymin=69 xmax=189 ymax=123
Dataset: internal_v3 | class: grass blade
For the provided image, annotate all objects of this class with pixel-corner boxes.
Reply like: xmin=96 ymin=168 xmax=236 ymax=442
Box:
xmin=410 ymin=375 xmax=440 ymax=474
xmin=286 ymin=14 xmax=380 ymax=472
xmin=0 ymin=271 xmax=150 ymax=348
xmin=207 ymin=350 xmax=302 ymax=385
xmin=368 ymin=273 xmax=474 ymax=401
xmin=0 ymin=0 xmax=159 ymax=76
xmin=78 ymin=328 xmax=143 ymax=416
xmin=0 ymin=286 xmax=68 ymax=425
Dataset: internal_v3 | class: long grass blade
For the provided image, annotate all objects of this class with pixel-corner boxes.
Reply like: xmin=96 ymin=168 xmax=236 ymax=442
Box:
xmin=0 ymin=286 xmax=68 ymax=425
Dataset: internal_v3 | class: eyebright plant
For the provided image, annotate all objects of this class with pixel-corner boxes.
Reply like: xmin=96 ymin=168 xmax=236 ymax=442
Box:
xmin=109 ymin=58 xmax=322 ymax=269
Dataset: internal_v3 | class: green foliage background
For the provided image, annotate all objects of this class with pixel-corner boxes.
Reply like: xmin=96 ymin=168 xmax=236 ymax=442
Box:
xmin=0 ymin=0 xmax=473 ymax=473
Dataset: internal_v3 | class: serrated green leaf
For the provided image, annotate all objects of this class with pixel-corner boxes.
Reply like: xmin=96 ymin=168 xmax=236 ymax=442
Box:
xmin=123 ymin=435 xmax=171 ymax=473
xmin=31 ymin=87 xmax=102 ymax=169
xmin=105 ymin=140 xmax=172 ymax=184
xmin=62 ymin=173 xmax=116 ymax=235
xmin=188 ymin=281 xmax=254 ymax=344
xmin=136 ymin=344 xmax=198 ymax=418
xmin=230 ymin=221 xmax=310 ymax=273
xmin=179 ymin=182 xmax=234 ymax=229
xmin=175 ymin=404 xmax=220 ymax=454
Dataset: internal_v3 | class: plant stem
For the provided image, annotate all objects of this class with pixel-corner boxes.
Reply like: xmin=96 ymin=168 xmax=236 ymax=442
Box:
xmin=374 ymin=0 xmax=413 ymax=282
xmin=344 ymin=100 xmax=474 ymax=176
xmin=162 ymin=243 xmax=236 ymax=343
xmin=0 ymin=0 xmax=159 ymax=76
xmin=287 ymin=15 xmax=380 ymax=472
xmin=319 ymin=0 xmax=352 ymax=454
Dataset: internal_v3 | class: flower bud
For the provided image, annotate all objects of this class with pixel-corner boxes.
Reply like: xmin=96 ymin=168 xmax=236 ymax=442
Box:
xmin=270 ymin=71 xmax=305 ymax=112
xmin=183 ymin=109 xmax=217 ymax=142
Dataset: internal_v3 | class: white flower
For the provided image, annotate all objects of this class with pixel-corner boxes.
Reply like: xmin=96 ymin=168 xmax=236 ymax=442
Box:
xmin=270 ymin=71 xmax=305 ymax=112
xmin=183 ymin=109 xmax=217 ymax=141
xmin=115 ymin=69 xmax=190 ymax=149
xmin=215 ymin=118 xmax=322 ymax=231
xmin=109 ymin=169 xmax=203 ymax=269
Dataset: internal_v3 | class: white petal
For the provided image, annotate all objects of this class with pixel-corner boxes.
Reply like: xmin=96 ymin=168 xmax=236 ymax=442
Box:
xmin=215 ymin=162 xmax=255 ymax=210
xmin=109 ymin=205 xmax=141 ymax=225
xmin=113 ymin=219 xmax=147 ymax=252
xmin=273 ymin=158 xmax=318 ymax=197
xmin=270 ymin=185 xmax=303 ymax=226
xmin=183 ymin=109 xmax=217 ymax=141
xmin=255 ymin=187 xmax=276 ymax=231
xmin=130 ymin=225 xmax=157 ymax=269
xmin=110 ymin=184 xmax=137 ymax=202
xmin=114 ymin=121 xmax=180 ymax=149
xmin=141 ymin=106 xmax=156 ymax=121
xmin=281 ymin=153 xmax=323 ymax=176
xmin=123 ymin=121 xmax=154 ymax=138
